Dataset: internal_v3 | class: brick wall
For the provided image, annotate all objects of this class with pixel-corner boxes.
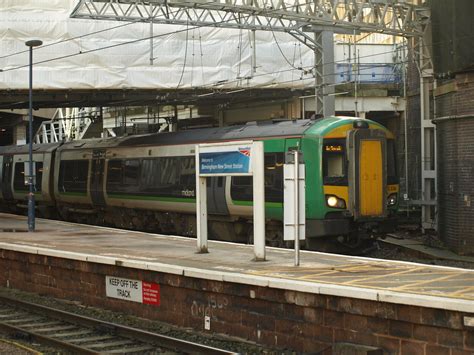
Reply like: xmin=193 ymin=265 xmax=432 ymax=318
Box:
xmin=1 ymin=250 xmax=473 ymax=354
xmin=436 ymin=72 xmax=474 ymax=255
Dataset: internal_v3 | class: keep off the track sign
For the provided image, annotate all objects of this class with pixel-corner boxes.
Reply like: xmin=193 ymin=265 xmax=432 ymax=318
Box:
xmin=106 ymin=276 xmax=160 ymax=306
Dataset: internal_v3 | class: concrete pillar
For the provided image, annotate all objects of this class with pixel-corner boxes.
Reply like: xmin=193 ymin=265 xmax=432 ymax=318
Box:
xmin=217 ymin=109 xmax=225 ymax=127
xmin=13 ymin=122 xmax=27 ymax=145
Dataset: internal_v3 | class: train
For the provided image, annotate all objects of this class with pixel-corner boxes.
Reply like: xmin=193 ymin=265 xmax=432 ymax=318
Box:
xmin=0 ymin=117 xmax=398 ymax=250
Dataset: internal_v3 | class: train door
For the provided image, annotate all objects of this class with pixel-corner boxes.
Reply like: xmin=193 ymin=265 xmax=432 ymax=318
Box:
xmin=90 ymin=150 xmax=106 ymax=207
xmin=207 ymin=176 xmax=229 ymax=215
xmin=1 ymin=156 xmax=14 ymax=201
xmin=347 ymin=129 xmax=387 ymax=219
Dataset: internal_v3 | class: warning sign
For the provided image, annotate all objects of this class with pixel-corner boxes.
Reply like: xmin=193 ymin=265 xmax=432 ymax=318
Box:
xmin=142 ymin=282 xmax=160 ymax=305
xmin=106 ymin=276 xmax=160 ymax=306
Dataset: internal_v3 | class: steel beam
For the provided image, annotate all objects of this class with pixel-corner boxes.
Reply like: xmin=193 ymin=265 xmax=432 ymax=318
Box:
xmin=70 ymin=0 xmax=430 ymax=117
xmin=71 ymin=0 xmax=430 ymax=37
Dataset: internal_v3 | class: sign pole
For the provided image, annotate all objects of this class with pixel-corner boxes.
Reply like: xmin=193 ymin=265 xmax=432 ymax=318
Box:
xmin=253 ymin=141 xmax=266 ymax=261
xmin=294 ymin=150 xmax=300 ymax=266
xmin=195 ymin=145 xmax=208 ymax=253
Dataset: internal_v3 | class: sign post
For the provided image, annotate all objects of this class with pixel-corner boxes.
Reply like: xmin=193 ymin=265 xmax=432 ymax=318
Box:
xmin=196 ymin=141 xmax=266 ymax=261
xmin=284 ymin=150 xmax=305 ymax=266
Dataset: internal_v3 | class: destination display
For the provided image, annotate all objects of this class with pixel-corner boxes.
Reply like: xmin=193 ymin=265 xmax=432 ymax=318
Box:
xmin=324 ymin=144 xmax=344 ymax=152
xmin=199 ymin=144 xmax=252 ymax=175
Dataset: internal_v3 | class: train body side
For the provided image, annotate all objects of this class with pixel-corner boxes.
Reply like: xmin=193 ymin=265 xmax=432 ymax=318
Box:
xmin=1 ymin=117 xmax=399 ymax=248
xmin=0 ymin=143 xmax=59 ymax=215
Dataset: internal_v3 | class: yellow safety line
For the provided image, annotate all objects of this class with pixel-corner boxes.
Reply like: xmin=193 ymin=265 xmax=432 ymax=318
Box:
xmin=451 ymin=286 xmax=474 ymax=296
xmin=246 ymin=265 xmax=474 ymax=300
xmin=297 ymin=271 xmax=350 ymax=278
xmin=258 ymin=273 xmax=474 ymax=300
xmin=343 ymin=267 xmax=423 ymax=285
xmin=394 ymin=273 xmax=466 ymax=291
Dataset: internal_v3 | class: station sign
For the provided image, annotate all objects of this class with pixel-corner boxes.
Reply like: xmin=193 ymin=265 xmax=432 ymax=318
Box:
xmin=199 ymin=143 xmax=252 ymax=175
xmin=105 ymin=276 xmax=160 ymax=306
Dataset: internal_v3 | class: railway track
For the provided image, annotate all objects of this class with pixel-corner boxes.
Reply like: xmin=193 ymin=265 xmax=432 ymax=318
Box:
xmin=0 ymin=295 xmax=235 ymax=354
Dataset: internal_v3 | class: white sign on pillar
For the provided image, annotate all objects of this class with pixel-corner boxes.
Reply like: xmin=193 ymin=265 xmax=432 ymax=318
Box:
xmin=196 ymin=141 xmax=266 ymax=261
xmin=284 ymin=151 xmax=305 ymax=266
xmin=283 ymin=154 xmax=306 ymax=241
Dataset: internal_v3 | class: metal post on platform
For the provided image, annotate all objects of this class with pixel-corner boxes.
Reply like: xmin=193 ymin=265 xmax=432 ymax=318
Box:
xmin=25 ymin=39 xmax=42 ymax=232
xmin=195 ymin=144 xmax=208 ymax=253
xmin=283 ymin=149 xmax=305 ymax=266
xmin=294 ymin=150 xmax=300 ymax=266
xmin=252 ymin=141 xmax=265 ymax=261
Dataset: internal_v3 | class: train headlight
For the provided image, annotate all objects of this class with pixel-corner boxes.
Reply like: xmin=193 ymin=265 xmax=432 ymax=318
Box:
xmin=387 ymin=193 xmax=398 ymax=206
xmin=326 ymin=195 xmax=346 ymax=209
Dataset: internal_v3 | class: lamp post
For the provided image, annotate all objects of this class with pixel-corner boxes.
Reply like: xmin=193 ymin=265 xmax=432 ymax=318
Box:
xmin=25 ymin=39 xmax=42 ymax=232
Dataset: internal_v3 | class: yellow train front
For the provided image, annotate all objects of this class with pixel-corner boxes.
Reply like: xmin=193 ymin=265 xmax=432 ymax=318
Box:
xmin=303 ymin=116 xmax=399 ymax=250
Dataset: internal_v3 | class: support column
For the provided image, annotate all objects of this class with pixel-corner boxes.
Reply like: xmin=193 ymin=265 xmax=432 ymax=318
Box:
xmin=314 ymin=31 xmax=335 ymax=118
xmin=419 ymin=37 xmax=436 ymax=231
xmin=13 ymin=122 xmax=27 ymax=145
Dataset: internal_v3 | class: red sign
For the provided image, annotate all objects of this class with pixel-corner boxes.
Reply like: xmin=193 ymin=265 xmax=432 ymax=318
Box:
xmin=142 ymin=282 xmax=160 ymax=306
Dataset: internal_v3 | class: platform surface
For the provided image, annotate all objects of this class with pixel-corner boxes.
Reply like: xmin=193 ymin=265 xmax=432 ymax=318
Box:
xmin=0 ymin=213 xmax=473 ymax=313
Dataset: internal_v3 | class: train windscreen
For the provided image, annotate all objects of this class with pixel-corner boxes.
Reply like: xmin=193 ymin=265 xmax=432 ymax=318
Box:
xmin=322 ymin=139 xmax=348 ymax=186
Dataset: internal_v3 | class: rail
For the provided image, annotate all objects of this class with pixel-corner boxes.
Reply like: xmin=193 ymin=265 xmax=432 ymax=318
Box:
xmin=0 ymin=295 xmax=235 ymax=355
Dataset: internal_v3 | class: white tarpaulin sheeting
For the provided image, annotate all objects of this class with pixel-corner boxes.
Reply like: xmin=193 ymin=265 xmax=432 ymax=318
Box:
xmin=0 ymin=1 xmax=399 ymax=91
xmin=0 ymin=0 xmax=317 ymax=90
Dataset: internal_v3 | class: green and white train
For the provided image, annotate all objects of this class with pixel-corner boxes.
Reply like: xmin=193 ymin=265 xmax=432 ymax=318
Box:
xmin=0 ymin=117 xmax=399 ymax=249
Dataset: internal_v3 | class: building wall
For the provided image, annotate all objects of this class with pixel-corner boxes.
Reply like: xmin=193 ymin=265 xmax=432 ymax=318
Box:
xmin=435 ymin=73 xmax=474 ymax=254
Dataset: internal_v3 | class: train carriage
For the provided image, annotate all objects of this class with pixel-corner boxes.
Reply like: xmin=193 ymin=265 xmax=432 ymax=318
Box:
xmin=1 ymin=117 xmax=399 ymax=250
xmin=51 ymin=117 xmax=398 ymax=248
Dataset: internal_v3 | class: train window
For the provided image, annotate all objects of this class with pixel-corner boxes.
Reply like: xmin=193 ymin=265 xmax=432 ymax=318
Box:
xmin=323 ymin=139 xmax=347 ymax=186
xmin=106 ymin=159 xmax=141 ymax=194
xmin=35 ymin=162 xmax=43 ymax=192
xmin=106 ymin=160 xmax=122 ymax=184
xmin=123 ymin=160 xmax=140 ymax=185
xmin=58 ymin=160 xmax=88 ymax=194
xmin=13 ymin=162 xmax=43 ymax=192
xmin=387 ymin=140 xmax=398 ymax=184
xmin=13 ymin=163 xmax=26 ymax=191
xmin=230 ymin=153 xmax=284 ymax=203
xmin=140 ymin=156 xmax=195 ymax=199
xmin=232 ymin=176 xmax=252 ymax=186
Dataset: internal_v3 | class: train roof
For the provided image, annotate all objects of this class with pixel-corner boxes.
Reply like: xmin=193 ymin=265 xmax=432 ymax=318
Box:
xmin=1 ymin=117 xmax=392 ymax=154
xmin=59 ymin=118 xmax=317 ymax=150
xmin=0 ymin=142 xmax=61 ymax=155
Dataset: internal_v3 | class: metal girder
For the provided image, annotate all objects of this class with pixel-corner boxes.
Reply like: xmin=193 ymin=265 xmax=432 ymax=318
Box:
xmin=71 ymin=0 xmax=430 ymax=38
xmin=70 ymin=0 xmax=429 ymax=117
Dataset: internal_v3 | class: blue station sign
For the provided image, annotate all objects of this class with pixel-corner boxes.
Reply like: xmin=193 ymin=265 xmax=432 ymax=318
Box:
xmin=199 ymin=145 xmax=252 ymax=175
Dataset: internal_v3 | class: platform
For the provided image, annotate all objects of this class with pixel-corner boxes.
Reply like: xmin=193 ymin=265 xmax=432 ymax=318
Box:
xmin=1 ymin=213 xmax=473 ymax=353
xmin=0 ymin=213 xmax=473 ymax=312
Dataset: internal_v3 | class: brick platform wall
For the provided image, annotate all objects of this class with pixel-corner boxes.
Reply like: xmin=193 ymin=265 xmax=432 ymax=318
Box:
xmin=1 ymin=250 xmax=473 ymax=354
